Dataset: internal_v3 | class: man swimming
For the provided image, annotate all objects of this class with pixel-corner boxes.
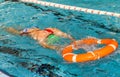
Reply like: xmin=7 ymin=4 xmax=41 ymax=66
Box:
xmin=5 ymin=27 xmax=75 ymax=50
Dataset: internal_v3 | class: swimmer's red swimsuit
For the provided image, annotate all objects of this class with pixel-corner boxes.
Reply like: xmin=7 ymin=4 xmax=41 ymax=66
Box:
xmin=44 ymin=28 xmax=54 ymax=34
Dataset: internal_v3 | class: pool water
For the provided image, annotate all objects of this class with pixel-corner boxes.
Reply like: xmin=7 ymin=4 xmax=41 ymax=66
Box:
xmin=0 ymin=0 xmax=120 ymax=77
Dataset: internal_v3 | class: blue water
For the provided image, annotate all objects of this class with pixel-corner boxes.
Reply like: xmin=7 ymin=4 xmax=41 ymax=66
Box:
xmin=0 ymin=0 xmax=120 ymax=77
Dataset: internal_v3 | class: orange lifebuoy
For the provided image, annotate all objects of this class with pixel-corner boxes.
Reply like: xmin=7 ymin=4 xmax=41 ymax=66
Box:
xmin=62 ymin=38 xmax=118 ymax=62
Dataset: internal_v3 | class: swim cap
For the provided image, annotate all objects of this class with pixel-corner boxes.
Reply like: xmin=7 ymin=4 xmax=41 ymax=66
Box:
xmin=20 ymin=28 xmax=29 ymax=36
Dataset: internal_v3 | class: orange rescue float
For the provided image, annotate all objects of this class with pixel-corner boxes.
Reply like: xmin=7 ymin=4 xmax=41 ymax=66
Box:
xmin=62 ymin=38 xmax=118 ymax=62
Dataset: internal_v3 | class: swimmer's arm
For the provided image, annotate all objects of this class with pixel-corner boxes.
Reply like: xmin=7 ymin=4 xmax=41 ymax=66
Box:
xmin=39 ymin=41 xmax=58 ymax=50
xmin=51 ymin=28 xmax=75 ymax=41
xmin=4 ymin=27 xmax=21 ymax=35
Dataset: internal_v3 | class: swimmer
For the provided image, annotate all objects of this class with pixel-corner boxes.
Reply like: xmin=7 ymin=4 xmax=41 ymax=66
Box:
xmin=5 ymin=27 xmax=75 ymax=50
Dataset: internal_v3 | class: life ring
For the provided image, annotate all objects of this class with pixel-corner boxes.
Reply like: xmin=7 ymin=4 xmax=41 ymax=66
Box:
xmin=62 ymin=38 xmax=118 ymax=62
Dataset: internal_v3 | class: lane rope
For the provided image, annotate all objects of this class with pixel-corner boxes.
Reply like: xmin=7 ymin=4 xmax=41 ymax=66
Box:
xmin=20 ymin=0 xmax=120 ymax=18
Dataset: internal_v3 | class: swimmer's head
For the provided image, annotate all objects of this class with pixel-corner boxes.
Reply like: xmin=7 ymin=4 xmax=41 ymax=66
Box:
xmin=20 ymin=27 xmax=40 ymax=36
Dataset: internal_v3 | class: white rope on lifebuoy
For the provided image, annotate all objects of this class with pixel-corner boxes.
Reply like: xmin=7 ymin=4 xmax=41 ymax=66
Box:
xmin=20 ymin=0 xmax=120 ymax=18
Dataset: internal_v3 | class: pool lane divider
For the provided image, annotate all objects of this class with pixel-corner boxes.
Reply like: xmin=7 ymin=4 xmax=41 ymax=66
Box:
xmin=20 ymin=0 xmax=120 ymax=18
xmin=0 ymin=70 xmax=13 ymax=77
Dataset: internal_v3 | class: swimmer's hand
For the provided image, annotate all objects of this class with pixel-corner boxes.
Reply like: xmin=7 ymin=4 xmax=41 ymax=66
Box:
xmin=68 ymin=35 xmax=75 ymax=42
